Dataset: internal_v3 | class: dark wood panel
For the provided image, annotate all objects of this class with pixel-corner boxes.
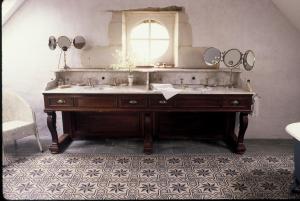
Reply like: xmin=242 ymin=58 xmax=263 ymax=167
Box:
xmin=118 ymin=95 xmax=147 ymax=108
xmin=149 ymin=95 xmax=175 ymax=108
xmin=76 ymin=95 xmax=117 ymax=108
xmin=46 ymin=96 xmax=74 ymax=107
xmin=222 ymin=95 xmax=252 ymax=110
xmin=71 ymin=112 xmax=142 ymax=138
xmin=155 ymin=112 xmax=228 ymax=139
xmin=174 ymin=95 xmax=222 ymax=108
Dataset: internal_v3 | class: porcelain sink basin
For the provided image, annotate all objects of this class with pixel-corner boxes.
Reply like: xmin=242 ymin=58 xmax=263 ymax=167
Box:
xmin=172 ymin=85 xmax=247 ymax=94
xmin=81 ymin=85 xmax=149 ymax=93
xmin=83 ymin=85 xmax=112 ymax=90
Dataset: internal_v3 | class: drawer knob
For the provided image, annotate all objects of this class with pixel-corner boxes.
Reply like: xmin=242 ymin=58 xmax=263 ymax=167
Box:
xmin=159 ymin=100 xmax=167 ymax=104
xmin=231 ymin=100 xmax=240 ymax=105
xmin=56 ymin=99 xmax=66 ymax=104
xmin=129 ymin=100 xmax=138 ymax=104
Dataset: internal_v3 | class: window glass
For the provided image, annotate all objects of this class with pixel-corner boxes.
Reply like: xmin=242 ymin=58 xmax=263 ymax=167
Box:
xmin=130 ymin=20 xmax=169 ymax=64
xmin=150 ymin=22 xmax=169 ymax=39
xmin=150 ymin=40 xmax=169 ymax=59
xmin=130 ymin=40 xmax=149 ymax=63
xmin=130 ymin=23 xmax=149 ymax=39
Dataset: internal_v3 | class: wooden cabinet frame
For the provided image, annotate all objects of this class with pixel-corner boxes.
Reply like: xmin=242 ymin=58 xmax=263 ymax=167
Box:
xmin=44 ymin=93 xmax=253 ymax=154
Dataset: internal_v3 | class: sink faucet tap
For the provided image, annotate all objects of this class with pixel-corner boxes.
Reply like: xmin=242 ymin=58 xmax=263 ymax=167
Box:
xmin=57 ymin=78 xmax=64 ymax=86
xmin=88 ymin=78 xmax=94 ymax=87
xmin=180 ymin=78 xmax=184 ymax=88
xmin=204 ymin=78 xmax=209 ymax=87
xmin=146 ymin=72 xmax=150 ymax=90
xmin=112 ymin=77 xmax=117 ymax=86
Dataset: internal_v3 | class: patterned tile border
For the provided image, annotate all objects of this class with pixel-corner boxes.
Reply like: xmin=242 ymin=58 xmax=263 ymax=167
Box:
xmin=2 ymin=152 xmax=300 ymax=199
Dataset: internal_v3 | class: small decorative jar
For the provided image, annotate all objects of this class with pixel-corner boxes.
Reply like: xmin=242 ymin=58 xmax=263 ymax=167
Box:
xmin=128 ymin=74 xmax=134 ymax=86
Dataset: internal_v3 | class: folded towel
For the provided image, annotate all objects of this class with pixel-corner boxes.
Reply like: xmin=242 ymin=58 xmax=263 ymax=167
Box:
xmin=151 ymin=83 xmax=182 ymax=100
xmin=151 ymin=84 xmax=173 ymax=89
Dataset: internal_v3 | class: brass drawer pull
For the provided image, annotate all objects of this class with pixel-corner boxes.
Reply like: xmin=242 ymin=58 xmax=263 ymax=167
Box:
xmin=56 ymin=99 xmax=66 ymax=104
xmin=231 ymin=100 xmax=240 ymax=105
xmin=159 ymin=100 xmax=167 ymax=104
xmin=129 ymin=100 xmax=138 ymax=104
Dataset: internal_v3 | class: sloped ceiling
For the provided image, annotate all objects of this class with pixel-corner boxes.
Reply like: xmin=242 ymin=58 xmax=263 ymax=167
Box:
xmin=2 ymin=0 xmax=25 ymax=26
xmin=272 ymin=0 xmax=300 ymax=33
xmin=2 ymin=0 xmax=300 ymax=33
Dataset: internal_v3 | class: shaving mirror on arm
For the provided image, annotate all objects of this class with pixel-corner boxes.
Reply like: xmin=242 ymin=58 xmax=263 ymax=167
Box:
xmin=203 ymin=47 xmax=222 ymax=66
xmin=243 ymin=50 xmax=255 ymax=71
xmin=48 ymin=35 xmax=86 ymax=69
xmin=203 ymin=47 xmax=256 ymax=87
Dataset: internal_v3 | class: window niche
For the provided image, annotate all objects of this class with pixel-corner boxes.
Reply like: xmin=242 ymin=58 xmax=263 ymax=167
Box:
xmin=123 ymin=11 xmax=176 ymax=66
xmin=80 ymin=6 xmax=214 ymax=69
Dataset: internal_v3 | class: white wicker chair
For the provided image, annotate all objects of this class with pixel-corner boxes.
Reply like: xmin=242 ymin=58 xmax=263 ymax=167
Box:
xmin=2 ymin=89 xmax=43 ymax=165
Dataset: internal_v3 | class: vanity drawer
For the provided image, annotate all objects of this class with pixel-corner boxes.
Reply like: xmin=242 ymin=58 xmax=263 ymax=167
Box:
xmin=76 ymin=95 xmax=117 ymax=108
xmin=149 ymin=95 xmax=174 ymax=108
xmin=175 ymin=95 xmax=222 ymax=108
xmin=46 ymin=96 xmax=74 ymax=107
xmin=118 ymin=95 xmax=147 ymax=108
xmin=222 ymin=96 xmax=252 ymax=109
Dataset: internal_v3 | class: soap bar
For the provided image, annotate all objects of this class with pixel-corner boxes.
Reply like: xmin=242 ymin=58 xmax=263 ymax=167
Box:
xmin=58 ymin=84 xmax=71 ymax=88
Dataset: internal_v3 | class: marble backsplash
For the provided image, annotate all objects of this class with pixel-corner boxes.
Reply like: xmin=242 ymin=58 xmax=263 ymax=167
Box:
xmin=52 ymin=68 xmax=241 ymax=88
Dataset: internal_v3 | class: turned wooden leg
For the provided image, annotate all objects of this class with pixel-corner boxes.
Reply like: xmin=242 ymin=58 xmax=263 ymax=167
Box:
xmin=47 ymin=111 xmax=60 ymax=154
xmin=236 ymin=112 xmax=248 ymax=154
xmin=144 ymin=113 xmax=153 ymax=154
xmin=224 ymin=113 xmax=237 ymax=151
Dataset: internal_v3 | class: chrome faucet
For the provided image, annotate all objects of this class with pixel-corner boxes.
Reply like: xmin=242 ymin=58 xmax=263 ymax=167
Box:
xmin=112 ymin=77 xmax=118 ymax=86
xmin=146 ymin=72 xmax=150 ymax=90
xmin=57 ymin=78 xmax=64 ymax=86
xmin=204 ymin=78 xmax=209 ymax=88
xmin=87 ymin=78 xmax=94 ymax=87
xmin=180 ymin=78 xmax=184 ymax=89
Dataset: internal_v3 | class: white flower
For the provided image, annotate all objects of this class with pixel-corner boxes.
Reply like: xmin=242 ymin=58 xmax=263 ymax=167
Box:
xmin=110 ymin=49 xmax=136 ymax=72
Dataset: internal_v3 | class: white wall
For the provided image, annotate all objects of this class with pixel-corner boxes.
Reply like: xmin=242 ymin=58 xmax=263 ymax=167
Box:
xmin=273 ymin=0 xmax=300 ymax=32
xmin=3 ymin=0 xmax=300 ymax=139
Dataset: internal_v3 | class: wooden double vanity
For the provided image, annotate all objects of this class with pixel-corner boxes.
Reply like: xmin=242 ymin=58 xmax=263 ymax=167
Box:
xmin=43 ymin=68 xmax=254 ymax=154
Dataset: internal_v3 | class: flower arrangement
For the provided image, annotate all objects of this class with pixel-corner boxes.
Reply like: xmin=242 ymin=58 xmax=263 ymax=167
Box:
xmin=110 ymin=49 xmax=136 ymax=86
xmin=110 ymin=49 xmax=136 ymax=74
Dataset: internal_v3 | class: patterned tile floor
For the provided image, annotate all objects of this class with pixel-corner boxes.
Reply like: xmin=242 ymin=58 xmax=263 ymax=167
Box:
xmin=3 ymin=152 xmax=298 ymax=199
xmin=3 ymin=135 xmax=299 ymax=199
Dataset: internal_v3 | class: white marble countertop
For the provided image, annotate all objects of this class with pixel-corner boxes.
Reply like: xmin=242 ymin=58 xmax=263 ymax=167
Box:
xmin=43 ymin=85 xmax=254 ymax=95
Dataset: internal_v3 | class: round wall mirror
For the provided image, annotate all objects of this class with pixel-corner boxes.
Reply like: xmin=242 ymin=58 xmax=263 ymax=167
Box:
xmin=223 ymin=49 xmax=242 ymax=68
xmin=203 ymin=47 xmax=222 ymax=66
xmin=48 ymin=36 xmax=57 ymax=50
xmin=243 ymin=50 xmax=255 ymax=71
xmin=58 ymin=36 xmax=71 ymax=51
xmin=73 ymin=36 xmax=86 ymax=49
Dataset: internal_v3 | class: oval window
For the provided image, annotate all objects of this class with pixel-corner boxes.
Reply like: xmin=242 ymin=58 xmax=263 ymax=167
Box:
xmin=130 ymin=20 xmax=169 ymax=64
